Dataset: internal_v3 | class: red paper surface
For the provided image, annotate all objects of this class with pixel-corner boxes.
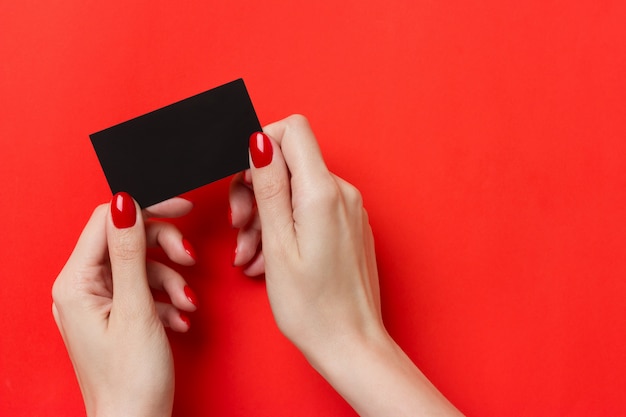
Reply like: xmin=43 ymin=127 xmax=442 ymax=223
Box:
xmin=1 ymin=1 xmax=625 ymax=415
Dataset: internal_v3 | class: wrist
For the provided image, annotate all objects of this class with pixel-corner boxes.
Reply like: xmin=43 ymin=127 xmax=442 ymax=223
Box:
xmin=92 ymin=408 xmax=172 ymax=417
xmin=300 ymin=326 xmax=463 ymax=417
xmin=89 ymin=397 xmax=173 ymax=417
xmin=299 ymin=322 xmax=396 ymax=380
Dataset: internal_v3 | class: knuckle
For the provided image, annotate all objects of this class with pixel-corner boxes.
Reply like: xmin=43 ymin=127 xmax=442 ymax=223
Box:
xmin=362 ymin=207 xmax=370 ymax=224
xmin=51 ymin=267 xmax=93 ymax=307
xmin=314 ymin=181 xmax=342 ymax=208
xmin=284 ymin=114 xmax=310 ymax=131
xmin=255 ymin=176 xmax=285 ymax=204
xmin=51 ymin=277 xmax=64 ymax=305
xmin=51 ymin=268 xmax=78 ymax=306
xmin=344 ymin=184 xmax=363 ymax=208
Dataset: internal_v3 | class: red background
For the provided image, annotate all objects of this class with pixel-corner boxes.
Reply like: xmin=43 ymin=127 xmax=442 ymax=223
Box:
xmin=1 ymin=1 xmax=625 ymax=415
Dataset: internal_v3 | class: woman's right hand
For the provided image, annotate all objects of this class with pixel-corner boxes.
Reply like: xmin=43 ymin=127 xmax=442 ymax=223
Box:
xmin=230 ymin=114 xmax=384 ymax=359
xmin=229 ymin=115 xmax=463 ymax=417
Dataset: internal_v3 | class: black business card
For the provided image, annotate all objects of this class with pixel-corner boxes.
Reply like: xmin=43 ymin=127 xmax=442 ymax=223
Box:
xmin=90 ymin=78 xmax=261 ymax=207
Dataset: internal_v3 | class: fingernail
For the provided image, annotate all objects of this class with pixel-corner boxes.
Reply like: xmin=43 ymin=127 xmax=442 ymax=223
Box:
xmin=228 ymin=209 xmax=233 ymax=228
xmin=250 ymin=132 xmax=273 ymax=168
xmin=184 ymin=285 xmax=198 ymax=307
xmin=111 ymin=192 xmax=136 ymax=229
xmin=180 ymin=312 xmax=191 ymax=328
xmin=182 ymin=238 xmax=197 ymax=261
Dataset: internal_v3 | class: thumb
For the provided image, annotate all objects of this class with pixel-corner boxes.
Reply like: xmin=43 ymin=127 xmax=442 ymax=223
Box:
xmin=249 ymin=131 xmax=297 ymax=254
xmin=107 ymin=192 xmax=153 ymax=317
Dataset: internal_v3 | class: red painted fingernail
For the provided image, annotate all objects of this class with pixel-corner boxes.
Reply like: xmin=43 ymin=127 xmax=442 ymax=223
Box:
xmin=184 ymin=285 xmax=198 ymax=307
xmin=249 ymin=132 xmax=273 ymax=168
xmin=111 ymin=192 xmax=136 ymax=229
xmin=182 ymin=238 xmax=197 ymax=261
xmin=180 ymin=312 xmax=191 ymax=328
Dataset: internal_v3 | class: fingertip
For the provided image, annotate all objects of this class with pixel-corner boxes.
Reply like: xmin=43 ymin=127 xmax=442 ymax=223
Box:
xmin=178 ymin=312 xmax=191 ymax=332
xmin=182 ymin=238 xmax=197 ymax=264
xmin=246 ymin=132 xmax=293 ymax=232
xmin=250 ymin=131 xmax=273 ymax=168
xmin=242 ymin=251 xmax=265 ymax=277
xmin=107 ymin=192 xmax=146 ymax=257
xmin=145 ymin=221 xmax=196 ymax=266
xmin=144 ymin=197 xmax=194 ymax=219
xmin=229 ymin=178 xmax=255 ymax=229
xmin=183 ymin=285 xmax=199 ymax=310
xmin=111 ymin=192 xmax=139 ymax=229
xmin=232 ymin=222 xmax=262 ymax=268
xmin=157 ymin=303 xmax=192 ymax=332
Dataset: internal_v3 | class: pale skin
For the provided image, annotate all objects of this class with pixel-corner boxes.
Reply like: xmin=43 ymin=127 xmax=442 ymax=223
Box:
xmin=52 ymin=197 xmax=196 ymax=417
xmin=52 ymin=115 xmax=463 ymax=416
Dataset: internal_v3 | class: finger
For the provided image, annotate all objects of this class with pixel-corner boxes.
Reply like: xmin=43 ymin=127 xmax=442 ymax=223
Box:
xmin=107 ymin=192 xmax=153 ymax=316
xmin=145 ymin=220 xmax=197 ymax=265
xmin=241 ymin=168 xmax=252 ymax=185
xmin=233 ymin=208 xmax=262 ymax=267
xmin=248 ymin=131 xmax=297 ymax=254
xmin=62 ymin=204 xmax=109 ymax=270
xmin=52 ymin=204 xmax=109 ymax=316
xmin=262 ymin=114 xmax=330 ymax=188
xmin=229 ymin=172 xmax=255 ymax=229
xmin=143 ymin=197 xmax=193 ymax=219
xmin=261 ymin=115 xmax=337 ymax=238
xmin=146 ymin=260 xmax=198 ymax=312
xmin=332 ymin=173 xmax=362 ymax=202
xmin=243 ymin=250 xmax=266 ymax=277
xmin=333 ymin=173 xmax=366 ymax=224
xmin=155 ymin=302 xmax=191 ymax=333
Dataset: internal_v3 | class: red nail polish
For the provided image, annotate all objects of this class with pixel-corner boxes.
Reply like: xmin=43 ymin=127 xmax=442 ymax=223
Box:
xmin=111 ymin=192 xmax=136 ymax=229
xmin=184 ymin=285 xmax=198 ymax=307
xmin=249 ymin=132 xmax=273 ymax=168
xmin=180 ymin=312 xmax=191 ymax=328
xmin=182 ymin=238 xmax=197 ymax=261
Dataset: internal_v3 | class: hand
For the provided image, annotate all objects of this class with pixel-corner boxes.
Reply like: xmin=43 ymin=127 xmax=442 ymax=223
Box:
xmin=52 ymin=193 xmax=198 ymax=417
xmin=230 ymin=115 xmax=383 ymax=357
xmin=230 ymin=115 xmax=463 ymax=416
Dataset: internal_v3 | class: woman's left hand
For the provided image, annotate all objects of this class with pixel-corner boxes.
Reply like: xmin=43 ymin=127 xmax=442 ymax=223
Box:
xmin=52 ymin=193 xmax=198 ymax=417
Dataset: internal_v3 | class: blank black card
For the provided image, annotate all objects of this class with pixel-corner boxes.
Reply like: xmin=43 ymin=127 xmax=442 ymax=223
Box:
xmin=90 ymin=78 xmax=261 ymax=208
